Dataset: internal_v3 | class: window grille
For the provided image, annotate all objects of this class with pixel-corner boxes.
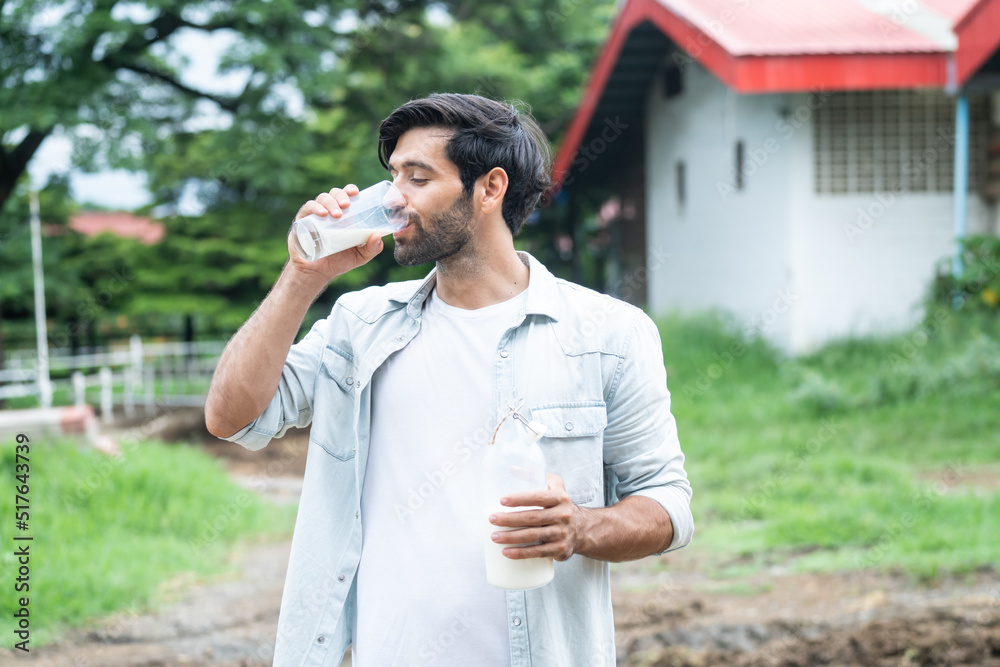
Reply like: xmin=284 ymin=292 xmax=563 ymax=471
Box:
xmin=813 ymin=90 xmax=989 ymax=194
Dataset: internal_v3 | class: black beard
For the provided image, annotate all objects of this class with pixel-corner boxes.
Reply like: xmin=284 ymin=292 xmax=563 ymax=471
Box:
xmin=393 ymin=190 xmax=475 ymax=267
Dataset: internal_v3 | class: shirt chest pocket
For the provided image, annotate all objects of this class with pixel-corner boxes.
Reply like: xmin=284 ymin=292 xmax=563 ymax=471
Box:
xmin=529 ymin=402 xmax=607 ymax=507
xmin=312 ymin=346 xmax=359 ymax=461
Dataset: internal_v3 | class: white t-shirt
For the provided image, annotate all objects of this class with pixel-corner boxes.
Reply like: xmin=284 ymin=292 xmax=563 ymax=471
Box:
xmin=352 ymin=286 xmax=528 ymax=666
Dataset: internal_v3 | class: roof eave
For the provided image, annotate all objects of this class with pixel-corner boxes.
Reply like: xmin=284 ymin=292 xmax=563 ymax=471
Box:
xmin=551 ymin=0 xmax=999 ymax=192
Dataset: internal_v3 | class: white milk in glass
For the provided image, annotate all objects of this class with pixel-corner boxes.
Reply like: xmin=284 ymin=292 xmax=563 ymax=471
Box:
xmin=290 ymin=180 xmax=406 ymax=261
xmin=294 ymin=222 xmax=382 ymax=259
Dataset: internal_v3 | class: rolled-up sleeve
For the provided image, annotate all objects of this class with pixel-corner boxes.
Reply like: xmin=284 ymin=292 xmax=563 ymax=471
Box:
xmin=222 ymin=316 xmax=328 ymax=451
xmin=603 ymin=311 xmax=693 ymax=553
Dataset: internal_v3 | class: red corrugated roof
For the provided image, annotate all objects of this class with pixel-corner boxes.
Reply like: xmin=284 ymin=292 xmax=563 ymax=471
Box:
xmin=551 ymin=0 xmax=1000 ymax=190
xmin=69 ymin=211 xmax=164 ymax=245
xmin=659 ymin=0 xmax=955 ymax=55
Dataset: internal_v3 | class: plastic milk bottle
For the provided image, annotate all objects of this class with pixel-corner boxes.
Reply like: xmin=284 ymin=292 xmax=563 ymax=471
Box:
xmin=482 ymin=408 xmax=554 ymax=590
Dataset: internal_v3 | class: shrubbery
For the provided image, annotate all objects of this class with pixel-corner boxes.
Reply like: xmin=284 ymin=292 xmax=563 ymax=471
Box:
xmin=656 ymin=307 xmax=1000 ymax=578
xmin=930 ymin=234 xmax=1000 ymax=312
xmin=784 ymin=237 xmax=1000 ymax=415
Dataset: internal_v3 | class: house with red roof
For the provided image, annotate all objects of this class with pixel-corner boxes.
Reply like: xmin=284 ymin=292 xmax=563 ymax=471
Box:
xmin=67 ymin=211 xmax=164 ymax=245
xmin=552 ymin=0 xmax=1000 ymax=351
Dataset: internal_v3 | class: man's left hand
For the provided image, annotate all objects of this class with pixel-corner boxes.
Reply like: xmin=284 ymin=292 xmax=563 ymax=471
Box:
xmin=489 ymin=473 xmax=588 ymax=562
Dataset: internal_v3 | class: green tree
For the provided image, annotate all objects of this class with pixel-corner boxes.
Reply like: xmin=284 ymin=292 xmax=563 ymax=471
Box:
xmin=2 ymin=0 xmax=616 ymax=343
xmin=0 ymin=176 xmax=93 ymax=357
xmin=0 ymin=0 xmax=444 ymax=214
xmin=138 ymin=0 xmax=615 ymax=331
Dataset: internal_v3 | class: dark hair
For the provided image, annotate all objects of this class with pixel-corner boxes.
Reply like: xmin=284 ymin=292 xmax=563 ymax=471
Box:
xmin=378 ymin=93 xmax=551 ymax=236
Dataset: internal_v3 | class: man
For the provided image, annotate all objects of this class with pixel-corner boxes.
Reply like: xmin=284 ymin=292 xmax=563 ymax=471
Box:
xmin=205 ymin=93 xmax=692 ymax=667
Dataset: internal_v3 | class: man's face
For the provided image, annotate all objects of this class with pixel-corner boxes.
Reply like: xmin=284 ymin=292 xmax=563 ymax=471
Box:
xmin=387 ymin=127 xmax=475 ymax=267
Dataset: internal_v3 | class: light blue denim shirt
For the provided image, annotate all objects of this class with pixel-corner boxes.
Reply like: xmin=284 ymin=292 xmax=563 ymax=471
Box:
xmin=225 ymin=252 xmax=693 ymax=667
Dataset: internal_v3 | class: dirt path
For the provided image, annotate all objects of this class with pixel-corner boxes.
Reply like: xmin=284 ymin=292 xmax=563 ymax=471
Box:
xmin=9 ymin=530 xmax=998 ymax=666
xmin=4 ymin=425 xmax=999 ymax=666
xmin=1 ymin=539 xmax=292 ymax=667
xmin=612 ymin=550 xmax=1000 ymax=665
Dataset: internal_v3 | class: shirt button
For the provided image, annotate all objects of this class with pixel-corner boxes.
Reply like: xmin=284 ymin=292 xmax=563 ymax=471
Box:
xmin=345 ymin=377 xmax=354 ymax=385
xmin=565 ymin=422 xmax=574 ymax=432
xmin=316 ymin=635 xmax=325 ymax=644
xmin=396 ymin=334 xmax=405 ymax=342
xmin=499 ymin=350 xmax=509 ymax=358
xmin=338 ymin=574 xmax=345 ymax=582
xmin=512 ymin=616 xmax=521 ymax=626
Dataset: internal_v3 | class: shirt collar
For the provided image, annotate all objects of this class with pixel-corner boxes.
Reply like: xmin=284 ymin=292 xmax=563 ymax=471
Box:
xmin=391 ymin=251 xmax=561 ymax=322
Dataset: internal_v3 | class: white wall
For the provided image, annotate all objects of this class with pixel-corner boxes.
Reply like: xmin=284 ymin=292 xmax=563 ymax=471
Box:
xmin=645 ymin=61 xmax=795 ymax=348
xmin=784 ymin=92 xmax=995 ymax=352
xmin=645 ymin=68 xmax=994 ymax=354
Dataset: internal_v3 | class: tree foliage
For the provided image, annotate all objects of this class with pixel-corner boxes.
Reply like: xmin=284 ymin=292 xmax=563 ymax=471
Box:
xmin=1 ymin=0 xmax=616 ymax=346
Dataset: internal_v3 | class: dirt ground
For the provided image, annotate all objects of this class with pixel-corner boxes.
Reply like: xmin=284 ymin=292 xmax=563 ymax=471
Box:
xmin=4 ymin=417 xmax=999 ymax=666
xmin=613 ymin=556 xmax=1000 ymax=666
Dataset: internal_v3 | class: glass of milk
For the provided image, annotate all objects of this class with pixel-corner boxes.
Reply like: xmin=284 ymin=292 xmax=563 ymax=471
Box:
xmin=290 ymin=180 xmax=407 ymax=261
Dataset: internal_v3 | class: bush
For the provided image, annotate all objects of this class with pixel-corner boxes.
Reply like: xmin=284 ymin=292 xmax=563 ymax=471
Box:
xmin=787 ymin=369 xmax=850 ymax=415
xmin=671 ymin=309 xmax=1000 ymax=578
xmin=930 ymin=235 xmax=1000 ymax=313
xmin=794 ymin=337 xmax=1000 ymax=415
xmin=655 ymin=310 xmax=783 ymax=395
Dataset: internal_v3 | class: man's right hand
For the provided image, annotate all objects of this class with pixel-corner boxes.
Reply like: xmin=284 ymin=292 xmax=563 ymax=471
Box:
xmin=287 ymin=184 xmax=385 ymax=290
xmin=206 ymin=183 xmax=386 ymax=439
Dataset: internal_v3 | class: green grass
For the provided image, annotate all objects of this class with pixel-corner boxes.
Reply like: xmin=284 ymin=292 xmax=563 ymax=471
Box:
xmin=0 ymin=438 xmax=295 ymax=646
xmin=4 ymin=311 xmax=996 ymax=644
xmin=658 ymin=311 xmax=1000 ymax=580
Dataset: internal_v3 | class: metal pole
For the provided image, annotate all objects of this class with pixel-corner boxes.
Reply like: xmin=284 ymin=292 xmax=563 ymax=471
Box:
xmin=29 ymin=191 xmax=52 ymax=408
xmin=952 ymin=92 xmax=969 ymax=279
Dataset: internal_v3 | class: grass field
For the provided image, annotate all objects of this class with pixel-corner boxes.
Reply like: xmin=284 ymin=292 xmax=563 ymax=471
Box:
xmin=2 ymin=309 xmax=996 ymax=650
xmin=658 ymin=310 xmax=1000 ymax=580
xmin=0 ymin=438 xmax=296 ymax=646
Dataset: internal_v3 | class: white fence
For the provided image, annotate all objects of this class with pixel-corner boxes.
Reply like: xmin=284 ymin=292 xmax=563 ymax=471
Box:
xmin=0 ymin=335 xmax=225 ymax=422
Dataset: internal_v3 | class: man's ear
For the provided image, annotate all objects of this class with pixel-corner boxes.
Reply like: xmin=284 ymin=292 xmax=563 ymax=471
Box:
xmin=478 ymin=167 xmax=508 ymax=216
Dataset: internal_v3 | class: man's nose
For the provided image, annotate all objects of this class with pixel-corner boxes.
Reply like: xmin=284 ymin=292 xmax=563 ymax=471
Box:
xmin=385 ymin=180 xmax=409 ymax=214
xmin=388 ymin=177 xmax=410 ymax=197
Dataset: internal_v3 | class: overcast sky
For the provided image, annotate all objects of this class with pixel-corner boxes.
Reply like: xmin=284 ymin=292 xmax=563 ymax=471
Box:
xmin=27 ymin=25 xmax=247 ymax=212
